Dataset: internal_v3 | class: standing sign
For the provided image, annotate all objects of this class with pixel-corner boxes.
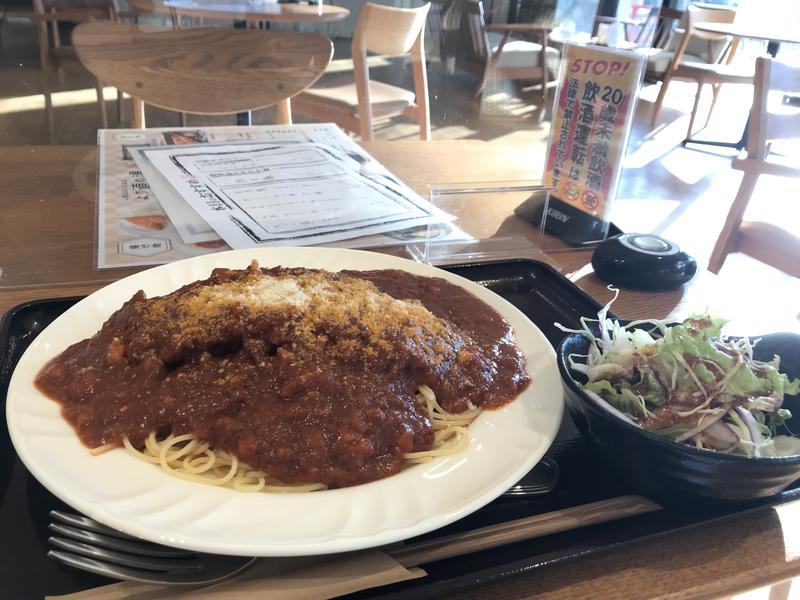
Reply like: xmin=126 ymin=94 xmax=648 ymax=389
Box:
xmin=542 ymin=43 xmax=645 ymax=243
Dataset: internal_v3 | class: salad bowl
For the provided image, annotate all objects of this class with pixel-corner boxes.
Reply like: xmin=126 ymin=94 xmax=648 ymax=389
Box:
xmin=558 ymin=327 xmax=800 ymax=503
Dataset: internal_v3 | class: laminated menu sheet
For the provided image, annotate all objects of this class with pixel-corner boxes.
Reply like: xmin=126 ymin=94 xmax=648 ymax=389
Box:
xmin=136 ymin=141 xmax=452 ymax=249
xmin=96 ymin=124 xmax=467 ymax=269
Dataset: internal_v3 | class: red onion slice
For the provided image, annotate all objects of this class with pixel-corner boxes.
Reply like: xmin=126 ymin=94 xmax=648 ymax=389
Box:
xmin=701 ymin=420 xmax=739 ymax=451
xmin=735 ymin=406 xmax=764 ymax=446
xmin=676 ymin=408 xmax=730 ymax=442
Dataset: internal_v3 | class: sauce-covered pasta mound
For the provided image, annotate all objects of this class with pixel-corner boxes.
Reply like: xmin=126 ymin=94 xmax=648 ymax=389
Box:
xmin=36 ymin=261 xmax=530 ymax=490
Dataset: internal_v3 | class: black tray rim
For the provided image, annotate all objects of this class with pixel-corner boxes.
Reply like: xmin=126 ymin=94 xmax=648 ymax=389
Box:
xmin=0 ymin=297 xmax=84 ymax=392
xmin=0 ymin=261 xmax=720 ymax=599
xmin=0 ymin=257 xmax=590 ymax=365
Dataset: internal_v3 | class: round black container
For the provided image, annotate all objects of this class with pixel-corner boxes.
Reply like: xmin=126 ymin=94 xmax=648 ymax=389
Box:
xmin=558 ymin=330 xmax=800 ymax=503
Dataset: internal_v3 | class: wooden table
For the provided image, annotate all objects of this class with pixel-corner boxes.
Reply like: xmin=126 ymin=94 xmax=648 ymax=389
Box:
xmin=694 ymin=22 xmax=800 ymax=57
xmin=129 ymin=0 xmax=350 ymax=26
xmin=72 ymin=23 xmax=333 ymax=127
xmin=2 ymin=141 xmax=799 ymax=598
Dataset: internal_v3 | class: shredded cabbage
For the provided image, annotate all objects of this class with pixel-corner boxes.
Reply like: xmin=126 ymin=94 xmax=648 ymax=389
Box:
xmin=558 ymin=291 xmax=800 ymax=457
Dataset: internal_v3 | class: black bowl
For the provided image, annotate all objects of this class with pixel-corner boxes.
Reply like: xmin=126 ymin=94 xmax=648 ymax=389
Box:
xmin=558 ymin=330 xmax=800 ymax=503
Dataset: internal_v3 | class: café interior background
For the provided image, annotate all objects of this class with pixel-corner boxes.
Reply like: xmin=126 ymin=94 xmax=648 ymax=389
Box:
xmin=0 ymin=0 xmax=799 ymax=321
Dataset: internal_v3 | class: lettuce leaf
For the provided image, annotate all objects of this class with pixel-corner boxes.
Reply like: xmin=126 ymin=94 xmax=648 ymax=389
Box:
xmin=565 ymin=305 xmax=800 ymax=456
xmin=693 ymin=363 xmax=716 ymax=385
xmin=585 ymin=380 xmax=650 ymax=419
xmin=651 ymin=424 xmax=689 ymax=439
xmin=662 ymin=326 xmax=734 ymax=370
xmin=764 ymin=367 xmax=800 ymax=397
xmin=683 ymin=314 xmax=727 ymax=338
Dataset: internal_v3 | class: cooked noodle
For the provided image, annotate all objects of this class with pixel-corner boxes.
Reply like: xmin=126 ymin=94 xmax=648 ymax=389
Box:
xmin=117 ymin=385 xmax=481 ymax=493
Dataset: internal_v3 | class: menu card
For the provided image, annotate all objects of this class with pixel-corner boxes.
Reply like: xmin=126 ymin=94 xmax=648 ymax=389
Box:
xmin=96 ymin=124 xmax=468 ymax=269
xmin=135 ymin=141 xmax=450 ymax=249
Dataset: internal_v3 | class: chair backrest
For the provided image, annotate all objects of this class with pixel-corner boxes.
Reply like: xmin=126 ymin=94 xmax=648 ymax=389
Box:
xmin=33 ymin=0 xmax=115 ymax=15
xmin=668 ymin=3 xmax=737 ymax=69
xmin=686 ymin=3 xmax=736 ymax=41
xmin=32 ymin=0 xmax=116 ymax=28
xmin=351 ymin=3 xmax=431 ymax=141
xmin=32 ymin=0 xmax=117 ymax=68
xmin=746 ymin=57 xmax=800 ymax=161
xmin=515 ymin=0 xmax=556 ymax=26
xmin=72 ymin=22 xmax=333 ymax=117
xmin=441 ymin=0 xmax=489 ymax=64
xmin=638 ymin=6 xmax=683 ymax=48
xmin=355 ymin=2 xmax=430 ymax=57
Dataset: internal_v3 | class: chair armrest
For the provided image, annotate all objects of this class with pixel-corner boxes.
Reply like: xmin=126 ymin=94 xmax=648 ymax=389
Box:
xmin=484 ymin=23 xmax=552 ymax=33
xmin=33 ymin=9 xmax=110 ymax=23
xmin=114 ymin=10 xmax=139 ymax=20
xmin=486 ymin=24 xmax=551 ymax=63
xmin=733 ymin=157 xmax=800 ymax=178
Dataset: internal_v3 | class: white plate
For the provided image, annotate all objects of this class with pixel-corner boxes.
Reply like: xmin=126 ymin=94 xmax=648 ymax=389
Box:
xmin=7 ymin=248 xmax=562 ymax=557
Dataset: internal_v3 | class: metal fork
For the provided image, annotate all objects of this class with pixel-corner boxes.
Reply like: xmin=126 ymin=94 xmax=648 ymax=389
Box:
xmin=47 ymin=458 xmax=558 ymax=584
xmin=47 ymin=511 xmax=257 ymax=585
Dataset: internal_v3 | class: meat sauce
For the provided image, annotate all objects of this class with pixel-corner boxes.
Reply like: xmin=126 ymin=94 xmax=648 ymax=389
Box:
xmin=35 ymin=263 xmax=530 ymax=488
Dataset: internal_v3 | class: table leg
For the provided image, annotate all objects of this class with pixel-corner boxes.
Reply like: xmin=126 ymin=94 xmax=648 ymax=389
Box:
xmin=132 ymin=98 xmax=145 ymax=129
xmin=276 ymin=98 xmax=292 ymax=125
xmin=234 ymin=18 xmax=250 ymax=126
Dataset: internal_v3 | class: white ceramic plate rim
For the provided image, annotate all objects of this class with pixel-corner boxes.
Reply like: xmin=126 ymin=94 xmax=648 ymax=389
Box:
xmin=7 ymin=248 xmax=563 ymax=556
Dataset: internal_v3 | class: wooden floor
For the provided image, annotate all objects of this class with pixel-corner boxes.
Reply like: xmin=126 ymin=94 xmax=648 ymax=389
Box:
xmin=1 ymin=11 xmax=798 ymax=326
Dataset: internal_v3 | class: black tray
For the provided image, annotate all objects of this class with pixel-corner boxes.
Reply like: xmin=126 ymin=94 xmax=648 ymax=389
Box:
xmin=1 ymin=259 xmax=798 ymax=599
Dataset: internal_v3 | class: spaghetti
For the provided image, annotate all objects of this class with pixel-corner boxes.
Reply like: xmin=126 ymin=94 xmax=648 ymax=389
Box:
xmin=35 ymin=263 xmax=529 ymax=491
xmin=118 ymin=385 xmax=481 ymax=493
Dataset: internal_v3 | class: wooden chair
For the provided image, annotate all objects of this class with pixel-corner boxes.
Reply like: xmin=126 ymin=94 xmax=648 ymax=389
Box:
xmin=650 ymin=4 xmax=753 ymax=138
xmin=589 ymin=3 xmax=678 ymax=49
xmin=708 ymin=57 xmax=800 ymax=277
xmin=32 ymin=0 xmax=117 ymax=142
xmin=71 ymin=22 xmax=333 ymax=128
xmin=639 ymin=7 xmax=684 ymax=83
xmin=292 ymin=2 xmax=431 ymax=142
xmin=440 ymin=0 xmax=557 ymax=105
xmin=637 ymin=6 xmax=683 ymax=50
xmin=513 ymin=0 xmax=556 ymax=27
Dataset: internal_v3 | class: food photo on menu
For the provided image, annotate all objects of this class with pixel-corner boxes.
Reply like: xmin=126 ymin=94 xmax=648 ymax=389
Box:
xmin=2 ymin=5 xmax=800 ymax=598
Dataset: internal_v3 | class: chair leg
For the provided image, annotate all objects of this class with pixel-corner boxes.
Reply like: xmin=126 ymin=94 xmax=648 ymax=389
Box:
xmin=410 ymin=43 xmax=430 ymax=141
xmin=686 ymin=82 xmax=704 ymax=139
xmin=650 ymin=75 xmax=672 ymax=128
xmin=708 ymin=170 xmax=759 ymax=274
xmin=95 ymin=79 xmax=108 ymax=130
xmin=132 ymin=97 xmax=145 ymax=128
xmin=539 ymin=31 xmax=549 ymax=112
xmin=42 ymin=69 xmax=56 ymax=144
xmin=417 ymin=108 xmax=431 ymax=141
xmin=540 ymin=65 xmax=549 ymax=110
xmin=50 ymin=13 xmax=60 ymax=48
xmin=359 ymin=112 xmax=374 ymax=141
xmin=706 ymin=83 xmax=722 ymax=128
xmin=475 ymin=65 xmax=491 ymax=98
xmin=116 ymin=89 xmax=123 ymax=125
xmin=37 ymin=22 xmax=49 ymax=70
xmin=276 ymin=98 xmax=292 ymax=125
